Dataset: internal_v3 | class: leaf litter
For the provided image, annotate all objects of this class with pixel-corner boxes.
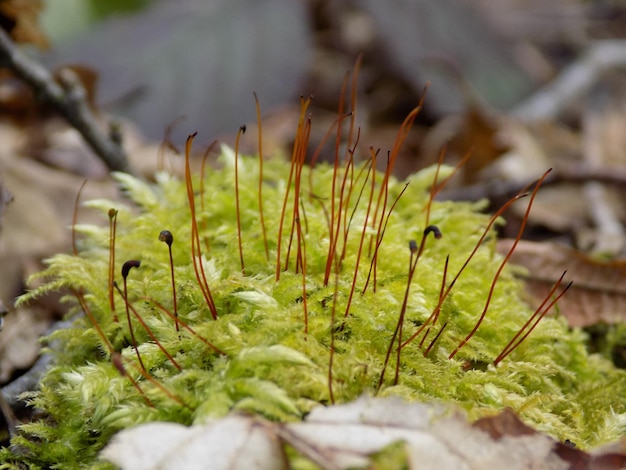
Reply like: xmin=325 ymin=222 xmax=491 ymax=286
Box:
xmin=103 ymin=396 xmax=623 ymax=470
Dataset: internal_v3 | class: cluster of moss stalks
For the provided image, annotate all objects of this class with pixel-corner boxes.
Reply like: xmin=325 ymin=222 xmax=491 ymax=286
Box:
xmin=1 ymin=139 xmax=625 ymax=469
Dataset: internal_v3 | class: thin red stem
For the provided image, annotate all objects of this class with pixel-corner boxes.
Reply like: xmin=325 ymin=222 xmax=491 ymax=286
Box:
xmin=148 ymin=298 xmax=225 ymax=356
xmin=234 ymin=125 xmax=246 ymax=275
xmin=72 ymin=288 xmax=113 ymax=354
xmin=342 ymin=155 xmax=376 ymax=321
xmin=291 ymin=117 xmax=310 ymax=333
xmin=307 ymin=112 xmax=349 ymax=198
xmin=377 ymin=240 xmax=419 ymax=392
xmin=424 ymin=322 xmax=448 ymax=357
xmin=159 ymin=230 xmax=178 ymax=332
xmin=111 ymin=352 xmax=154 ymax=407
xmin=448 ymin=169 xmax=552 ymax=360
xmin=276 ymin=96 xmax=311 ymax=281
xmin=420 ymin=255 xmax=449 ymax=349
xmin=199 ymin=141 xmax=217 ymax=254
xmin=121 ymin=261 xmax=147 ymax=375
xmin=323 ymin=144 xmax=353 ymax=285
xmin=114 ymin=281 xmax=182 ymax=372
xmin=362 ymin=182 xmax=411 ymax=295
xmin=185 ymin=134 xmax=218 ymax=319
xmin=494 ymin=272 xmax=570 ymax=366
xmin=370 ymin=86 xmax=428 ymax=256
xmin=128 ymin=356 xmax=190 ymax=409
xmin=328 ymin=250 xmax=341 ymax=404
xmin=108 ymin=208 xmax=118 ymax=322
xmin=401 ymin=190 xmax=529 ymax=350
xmin=253 ymin=92 xmax=270 ymax=260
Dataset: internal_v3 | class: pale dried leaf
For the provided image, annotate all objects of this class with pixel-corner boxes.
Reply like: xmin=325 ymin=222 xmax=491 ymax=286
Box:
xmin=101 ymin=415 xmax=287 ymax=470
xmin=474 ymin=410 xmax=626 ymax=469
xmin=499 ymin=239 xmax=626 ymax=326
xmin=278 ymin=396 xmax=567 ymax=470
xmin=101 ymin=397 xmax=626 ymax=469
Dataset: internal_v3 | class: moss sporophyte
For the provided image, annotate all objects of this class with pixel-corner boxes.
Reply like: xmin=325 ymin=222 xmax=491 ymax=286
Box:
xmin=2 ymin=96 xmax=626 ymax=468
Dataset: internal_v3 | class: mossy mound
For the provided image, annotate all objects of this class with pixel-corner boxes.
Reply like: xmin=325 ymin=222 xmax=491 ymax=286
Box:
xmin=2 ymin=147 xmax=625 ymax=469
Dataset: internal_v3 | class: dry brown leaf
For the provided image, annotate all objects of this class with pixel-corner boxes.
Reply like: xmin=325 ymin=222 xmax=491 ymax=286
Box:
xmin=0 ymin=116 xmax=130 ymax=383
xmin=473 ymin=407 xmax=537 ymax=439
xmin=499 ymin=239 xmax=626 ymax=327
xmin=421 ymin=104 xmax=510 ymax=186
xmin=472 ymin=409 xmax=617 ymax=469
xmin=0 ymin=0 xmax=47 ymax=48
xmin=452 ymin=105 xmax=510 ymax=185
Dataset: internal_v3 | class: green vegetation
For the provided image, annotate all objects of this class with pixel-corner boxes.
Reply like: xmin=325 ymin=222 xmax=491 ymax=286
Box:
xmin=1 ymin=139 xmax=625 ymax=468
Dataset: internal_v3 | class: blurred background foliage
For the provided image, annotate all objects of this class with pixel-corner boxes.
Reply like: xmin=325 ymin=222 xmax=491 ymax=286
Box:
xmin=40 ymin=0 xmax=152 ymax=44
xmin=35 ymin=0 xmax=545 ymax=144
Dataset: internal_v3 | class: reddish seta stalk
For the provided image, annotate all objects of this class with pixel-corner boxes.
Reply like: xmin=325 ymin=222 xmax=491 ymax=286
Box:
xmin=362 ymin=181 xmax=411 ymax=295
xmin=377 ymin=225 xmax=441 ymax=391
xmin=448 ymin=169 xmax=552 ymax=360
xmin=148 ymin=298 xmax=225 ymax=356
xmin=253 ymin=92 xmax=270 ymax=260
xmin=367 ymin=84 xmax=429 ymax=279
xmin=401 ymin=188 xmax=530 ymax=350
xmin=108 ymin=208 xmax=118 ymax=321
xmin=275 ymin=96 xmax=312 ymax=281
xmin=291 ymin=117 xmax=311 ymax=334
xmin=184 ymin=133 xmax=218 ymax=320
xmin=234 ymin=125 xmax=247 ymax=275
xmin=198 ymin=141 xmax=217 ymax=254
xmin=494 ymin=271 xmax=571 ymax=366
xmin=341 ymin=152 xmax=376 ymax=323
xmin=119 ymin=260 xmax=147 ymax=374
xmin=159 ymin=230 xmax=178 ymax=332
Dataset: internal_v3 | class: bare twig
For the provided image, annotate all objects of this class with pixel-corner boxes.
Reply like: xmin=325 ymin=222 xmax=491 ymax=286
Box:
xmin=581 ymin=99 xmax=625 ymax=255
xmin=513 ymin=40 xmax=626 ymax=122
xmin=0 ymin=28 xmax=131 ymax=174
xmin=437 ymin=164 xmax=626 ymax=203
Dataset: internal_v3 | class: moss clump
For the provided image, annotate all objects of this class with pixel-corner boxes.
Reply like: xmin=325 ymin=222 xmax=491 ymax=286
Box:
xmin=2 ymin=144 xmax=625 ymax=469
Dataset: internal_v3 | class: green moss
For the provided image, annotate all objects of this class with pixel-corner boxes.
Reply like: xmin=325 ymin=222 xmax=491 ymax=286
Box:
xmin=2 ymin=147 xmax=625 ymax=468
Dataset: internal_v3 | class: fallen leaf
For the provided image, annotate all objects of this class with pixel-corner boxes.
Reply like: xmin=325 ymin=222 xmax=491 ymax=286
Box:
xmin=103 ymin=397 xmax=583 ymax=470
xmin=278 ymin=397 xmax=567 ymax=470
xmin=499 ymin=239 xmax=626 ymax=327
xmin=101 ymin=415 xmax=287 ymax=470
xmin=421 ymin=103 xmax=512 ymax=188
xmin=473 ymin=407 xmax=536 ymax=439
xmin=472 ymin=410 xmax=626 ymax=469
xmin=0 ymin=119 xmax=121 ymax=383
xmin=0 ymin=0 xmax=48 ymax=48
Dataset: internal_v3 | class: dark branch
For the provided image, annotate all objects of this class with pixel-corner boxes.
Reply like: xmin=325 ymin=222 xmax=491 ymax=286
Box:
xmin=0 ymin=28 xmax=132 ymax=174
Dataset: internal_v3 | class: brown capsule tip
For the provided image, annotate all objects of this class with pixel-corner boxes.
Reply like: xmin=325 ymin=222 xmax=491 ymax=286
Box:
xmin=240 ymin=125 xmax=246 ymax=134
xmin=409 ymin=239 xmax=418 ymax=253
xmin=108 ymin=208 xmax=118 ymax=219
xmin=159 ymin=230 xmax=173 ymax=246
xmin=111 ymin=352 xmax=127 ymax=376
xmin=424 ymin=225 xmax=442 ymax=240
xmin=122 ymin=260 xmax=141 ymax=279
